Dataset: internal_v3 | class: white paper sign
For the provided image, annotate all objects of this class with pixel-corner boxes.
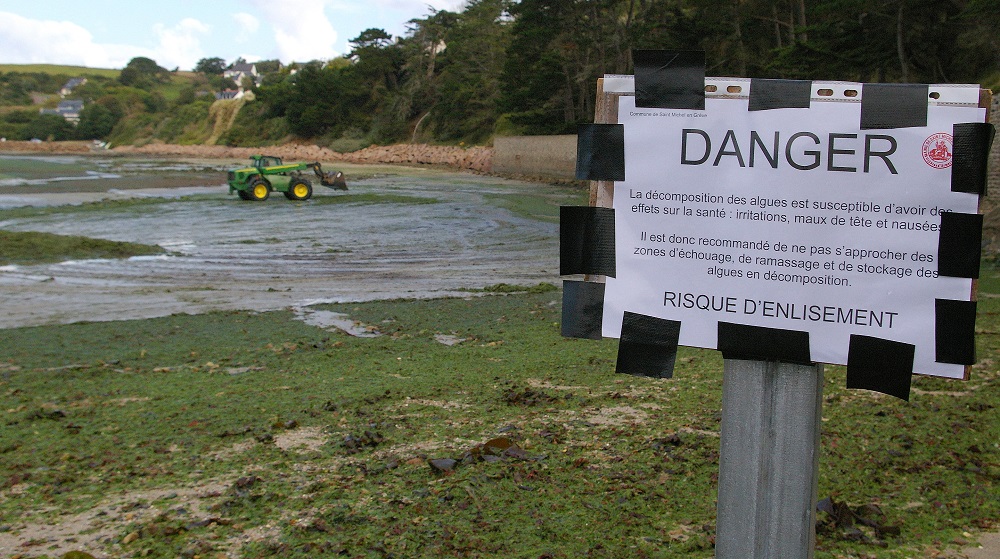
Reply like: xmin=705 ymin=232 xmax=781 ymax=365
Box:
xmin=603 ymin=94 xmax=985 ymax=378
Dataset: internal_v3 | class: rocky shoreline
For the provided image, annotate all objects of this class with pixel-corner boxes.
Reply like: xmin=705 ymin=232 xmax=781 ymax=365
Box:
xmin=0 ymin=140 xmax=494 ymax=173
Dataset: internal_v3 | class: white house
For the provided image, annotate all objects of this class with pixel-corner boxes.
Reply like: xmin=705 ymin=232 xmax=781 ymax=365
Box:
xmin=214 ymin=89 xmax=243 ymax=100
xmin=40 ymin=99 xmax=84 ymax=123
xmin=60 ymin=77 xmax=87 ymax=97
xmin=223 ymin=63 xmax=260 ymax=88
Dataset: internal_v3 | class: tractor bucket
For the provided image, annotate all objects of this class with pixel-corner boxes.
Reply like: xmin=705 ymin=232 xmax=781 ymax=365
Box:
xmin=320 ymin=171 xmax=348 ymax=190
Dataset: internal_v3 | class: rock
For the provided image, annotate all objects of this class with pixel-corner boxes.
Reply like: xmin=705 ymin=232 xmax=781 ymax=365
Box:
xmin=428 ymin=458 xmax=458 ymax=473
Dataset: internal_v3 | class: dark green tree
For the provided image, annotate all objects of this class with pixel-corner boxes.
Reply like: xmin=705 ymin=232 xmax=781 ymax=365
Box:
xmin=430 ymin=0 xmax=513 ymax=142
xmin=498 ymin=0 xmax=584 ymax=134
xmin=1 ymin=109 xmax=34 ymax=124
xmin=254 ymin=59 xmax=283 ymax=74
xmin=762 ymin=0 xmax=990 ymax=83
xmin=118 ymin=57 xmax=169 ymax=89
xmin=207 ymin=74 xmax=238 ymax=91
xmin=280 ymin=64 xmax=359 ymax=138
xmin=0 ymin=109 xmax=34 ymax=139
xmin=393 ymin=9 xmax=459 ymax=141
xmin=500 ymin=0 xmax=619 ymax=134
xmin=348 ymin=28 xmax=405 ymax=93
xmin=76 ymin=103 xmax=119 ymax=139
xmin=194 ymin=57 xmax=226 ymax=75
xmin=22 ymin=113 xmax=74 ymax=141
xmin=0 ymin=73 xmax=32 ymax=105
xmin=341 ymin=29 xmax=409 ymax=141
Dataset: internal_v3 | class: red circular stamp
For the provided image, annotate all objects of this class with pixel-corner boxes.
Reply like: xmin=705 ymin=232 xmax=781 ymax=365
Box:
xmin=922 ymin=132 xmax=953 ymax=169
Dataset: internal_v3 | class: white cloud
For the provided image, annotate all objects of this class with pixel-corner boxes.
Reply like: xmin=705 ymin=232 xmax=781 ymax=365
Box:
xmin=151 ymin=18 xmax=211 ymax=70
xmin=246 ymin=0 xmax=338 ymax=63
xmin=0 ymin=11 xmax=212 ymax=70
xmin=233 ymin=12 xmax=260 ymax=36
xmin=372 ymin=0 xmax=467 ymax=10
xmin=239 ymin=54 xmax=265 ymax=64
xmin=0 ymin=11 xmax=119 ymax=67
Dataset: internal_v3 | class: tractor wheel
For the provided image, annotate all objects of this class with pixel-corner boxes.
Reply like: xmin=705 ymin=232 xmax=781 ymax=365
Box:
xmin=247 ymin=177 xmax=270 ymax=201
xmin=285 ymin=179 xmax=313 ymax=201
xmin=237 ymin=189 xmax=252 ymax=200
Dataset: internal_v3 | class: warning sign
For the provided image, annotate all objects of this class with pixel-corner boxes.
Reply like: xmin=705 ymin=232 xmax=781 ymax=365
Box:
xmin=601 ymin=93 xmax=986 ymax=378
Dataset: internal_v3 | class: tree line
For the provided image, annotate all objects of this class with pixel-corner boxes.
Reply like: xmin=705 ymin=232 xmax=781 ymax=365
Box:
xmin=233 ymin=0 xmax=1000 ymax=145
xmin=2 ymin=0 xmax=997 ymax=147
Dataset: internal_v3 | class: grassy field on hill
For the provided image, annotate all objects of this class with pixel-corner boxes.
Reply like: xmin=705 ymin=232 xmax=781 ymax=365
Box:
xmin=0 ymin=64 xmax=119 ymax=78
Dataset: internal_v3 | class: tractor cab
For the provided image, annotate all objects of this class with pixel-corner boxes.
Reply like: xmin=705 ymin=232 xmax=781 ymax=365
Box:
xmin=251 ymin=155 xmax=283 ymax=170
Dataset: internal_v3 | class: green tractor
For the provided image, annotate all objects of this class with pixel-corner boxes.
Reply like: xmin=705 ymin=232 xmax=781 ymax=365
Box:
xmin=227 ymin=155 xmax=347 ymax=201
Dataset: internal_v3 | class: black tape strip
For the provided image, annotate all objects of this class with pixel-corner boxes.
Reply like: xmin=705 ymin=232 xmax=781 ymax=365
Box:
xmin=847 ymin=335 xmax=914 ymax=401
xmin=937 ymin=211 xmax=983 ymax=279
xmin=615 ymin=311 xmax=681 ymax=379
xmin=860 ymin=83 xmax=928 ymax=130
xmin=576 ymin=124 xmax=626 ymax=181
xmin=717 ymin=321 xmax=811 ymax=365
xmin=936 ymin=299 xmax=977 ymax=365
xmin=560 ymin=206 xmax=616 ymax=277
xmin=951 ymin=122 xmax=996 ymax=195
xmin=633 ymin=50 xmax=705 ymax=110
xmin=748 ymin=79 xmax=812 ymax=111
xmin=561 ymin=280 xmax=606 ymax=340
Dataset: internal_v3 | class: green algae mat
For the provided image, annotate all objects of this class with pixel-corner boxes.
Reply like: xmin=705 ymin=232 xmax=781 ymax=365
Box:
xmin=0 ymin=282 xmax=997 ymax=558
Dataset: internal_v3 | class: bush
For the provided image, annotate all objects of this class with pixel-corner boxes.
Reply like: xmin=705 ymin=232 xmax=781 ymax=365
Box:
xmin=2 ymin=109 xmax=35 ymax=124
xmin=218 ymin=101 xmax=289 ymax=146
xmin=0 ymin=122 xmax=25 ymax=140
xmin=152 ymin=98 xmax=213 ymax=144
xmin=22 ymin=113 xmax=74 ymax=141
xmin=76 ymin=104 xmax=119 ymax=140
xmin=107 ymin=113 xmax=160 ymax=145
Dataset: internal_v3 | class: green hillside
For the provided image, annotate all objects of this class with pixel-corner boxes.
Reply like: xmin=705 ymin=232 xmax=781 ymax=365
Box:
xmin=0 ymin=58 xmax=225 ymax=144
xmin=0 ymin=63 xmax=119 ymax=78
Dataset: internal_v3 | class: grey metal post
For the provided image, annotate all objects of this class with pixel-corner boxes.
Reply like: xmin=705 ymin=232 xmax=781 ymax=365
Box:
xmin=715 ymin=359 xmax=824 ymax=559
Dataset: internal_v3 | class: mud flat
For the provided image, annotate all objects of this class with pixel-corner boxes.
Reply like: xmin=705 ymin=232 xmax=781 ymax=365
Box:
xmin=0 ymin=156 xmax=570 ymax=329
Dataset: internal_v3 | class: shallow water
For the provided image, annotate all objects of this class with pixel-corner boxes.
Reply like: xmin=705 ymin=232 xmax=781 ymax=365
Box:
xmin=0 ymin=156 xmax=570 ymax=328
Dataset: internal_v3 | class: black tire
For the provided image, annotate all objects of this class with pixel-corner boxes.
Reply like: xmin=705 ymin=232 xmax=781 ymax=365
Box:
xmin=247 ymin=177 xmax=270 ymax=201
xmin=237 ymin=189 xmax=252 ymax=200
xmin=285 ymin=179 xmax=313 ymax=201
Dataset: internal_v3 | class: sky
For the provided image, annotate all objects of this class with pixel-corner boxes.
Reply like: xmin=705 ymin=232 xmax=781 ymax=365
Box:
xmin=0 ymin=0 xmax=469 ymax=71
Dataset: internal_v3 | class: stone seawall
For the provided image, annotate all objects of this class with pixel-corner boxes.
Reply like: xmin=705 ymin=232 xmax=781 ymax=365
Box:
xmin=492 ymin=135 xmax=577 ymax=179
